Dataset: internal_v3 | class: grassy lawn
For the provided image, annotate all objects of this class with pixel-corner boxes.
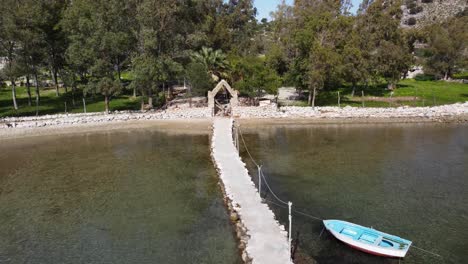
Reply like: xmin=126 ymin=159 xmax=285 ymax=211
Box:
xmin=0 ymin=86 xmax=141 ymax=118
xmin=1 ymin=79 xmax=466 ymax=117
xmin=313 ymin=79 xmax=468 ymax=108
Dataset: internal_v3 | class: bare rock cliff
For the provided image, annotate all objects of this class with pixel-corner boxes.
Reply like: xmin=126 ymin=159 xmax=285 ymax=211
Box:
xmin=400 ymin=0 xmax=467 ymax=28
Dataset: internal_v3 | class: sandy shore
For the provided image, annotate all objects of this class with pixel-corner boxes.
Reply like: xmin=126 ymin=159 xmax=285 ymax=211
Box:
xmin=0 ymin=119 xmax=213 ymax=140
xmin=2 ymin=115 xmax=466 ymax=141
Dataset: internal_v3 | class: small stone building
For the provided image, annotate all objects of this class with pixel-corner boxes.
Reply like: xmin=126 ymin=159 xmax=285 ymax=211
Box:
xmin=208 ymin=80 xmax=239 ymax=116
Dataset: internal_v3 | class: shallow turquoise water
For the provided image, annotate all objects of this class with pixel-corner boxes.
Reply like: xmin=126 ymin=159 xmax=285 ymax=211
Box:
xmin=241 ymin=123 xmax=468 ymax=264
xmin=0 ymin=128 xmax=240 ymax=264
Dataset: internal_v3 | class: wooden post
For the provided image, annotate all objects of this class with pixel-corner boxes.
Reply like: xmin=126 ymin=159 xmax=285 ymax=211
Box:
xmin=64 ymin=101 xmax=67 ymax=113
xmin=361 ymin=90 xmax=365 ymax=107
xmin=389 ymin=91 xmax=394 ymax=107
xmin=82 ymin=97 xmax=87 ymax=113
xmin=337 ymin=91 xmax=341 ymax=107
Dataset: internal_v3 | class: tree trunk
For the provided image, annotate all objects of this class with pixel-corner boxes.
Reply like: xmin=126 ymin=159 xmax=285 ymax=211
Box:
xmin=148 ymin=96 xmax=153 ymax=108
xmin=444 ymin=70 xmax=449 ymax=81
xmin=71 ymin=84 xmax=76 ymax=107
xmin=26 ymin=75 xmax=32 ymax=106
xmin=311 ymin=86 xmax=317 ymax=109
xmin=351 ymin=82 xmax=356 ymax=98
xmin=361 ymin=90 xmax=365 ymax=107
xmin=133 ymin=86 xmax=137 ymax=98
xmin=34 ymin=73 xmax=40 ymax=116
xmin=189 ymin=93 xmax=192 ymax=108
xmin=308 ymin=85 xmax=313 ymax=106
xmin=11 ymin=80 xmax=18 ymax=110
xmin=148 ymin=89 xmax=153 ymax=108
xmin=104 ymin=95 xmax=110 ymax=114
xmin=337 ymin=91 xmax=341 ymax=107
xmin=53 ymin=68 xmax=59 ymax=96
xmin=83 ymin=97 xmax=87 ymax=113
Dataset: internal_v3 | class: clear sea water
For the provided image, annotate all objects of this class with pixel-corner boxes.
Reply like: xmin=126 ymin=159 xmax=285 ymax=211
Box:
xmin=241 ymin=122 xmax=467 ymax=264
xmin=0 ymin=128 xmax=240 ymax=264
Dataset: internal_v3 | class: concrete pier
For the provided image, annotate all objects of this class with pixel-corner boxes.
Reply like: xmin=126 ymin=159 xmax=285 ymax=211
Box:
xmin=211 ymin=118 xmax=292 ymax=264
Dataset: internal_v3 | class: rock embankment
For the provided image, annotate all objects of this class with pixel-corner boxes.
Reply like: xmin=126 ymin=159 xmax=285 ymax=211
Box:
xmin=233 ymin=102 xmax=468 ymax=120
xmin=1 ymin=102 xmax=467 ymax=129
xmin=1 ymin=108 xmax=211 ymax=129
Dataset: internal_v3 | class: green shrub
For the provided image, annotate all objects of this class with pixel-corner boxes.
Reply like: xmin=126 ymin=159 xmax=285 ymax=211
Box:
xmin=407 ymin=2 xmax=417 ymax=9
xmin=186 ymin=62 xmax=212 ymax=96
xmin=407 ymin=17 xmax=417 ymax=25
xmin=453 ymin=72 xmax=468 ymax=79
xmin=414 ymin=74 xmax=436 ymax=81
xmin=409 ymin=6 xmax=423 ymax=14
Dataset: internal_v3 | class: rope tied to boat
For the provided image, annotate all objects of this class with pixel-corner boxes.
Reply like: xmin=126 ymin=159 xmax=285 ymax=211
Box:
xmin=411 ymin=245 xmax=442 ymax=258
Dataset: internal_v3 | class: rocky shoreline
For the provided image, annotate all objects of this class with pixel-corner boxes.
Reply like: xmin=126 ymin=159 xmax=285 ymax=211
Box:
xmin=1 ymin=102 xmax=467 ymax=131
xmin=233 ymin=102 xmax=468 ymax=120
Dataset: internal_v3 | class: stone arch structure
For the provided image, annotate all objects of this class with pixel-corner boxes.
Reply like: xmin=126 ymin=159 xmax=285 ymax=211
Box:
xmin=208 ymin=80 xmax=239 ymax=115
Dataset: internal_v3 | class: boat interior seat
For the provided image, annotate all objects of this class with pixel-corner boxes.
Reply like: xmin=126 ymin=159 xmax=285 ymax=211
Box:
xmin=358 ymin=233 xmax=378 ymax=244
xmin=340 ymin=228 xmax=358 ymax=238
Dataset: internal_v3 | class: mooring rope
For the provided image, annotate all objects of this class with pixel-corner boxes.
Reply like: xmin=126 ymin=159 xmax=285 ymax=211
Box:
xmin=411 ymin=245 xmax=442 ymax=258
xmin=237 ymin=124 xmax=259 ymax=167
xmin=263 ymin=196 xmax=323 ymax=222
xmin=318 ymin=227 xmax=325 ymax=239
xmin=237 ymin=122 xmax=287 ymax=205
xmin=260 ymin=169 xmax=289 ymax=205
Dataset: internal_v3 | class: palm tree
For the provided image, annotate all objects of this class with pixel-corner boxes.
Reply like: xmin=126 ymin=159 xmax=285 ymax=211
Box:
xmin=191 ymin=47 xmax=229 ymax=80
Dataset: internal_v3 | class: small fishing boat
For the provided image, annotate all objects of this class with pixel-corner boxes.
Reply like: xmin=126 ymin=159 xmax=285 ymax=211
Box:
xmin=323 ymin=220 xmax=412 ymax=258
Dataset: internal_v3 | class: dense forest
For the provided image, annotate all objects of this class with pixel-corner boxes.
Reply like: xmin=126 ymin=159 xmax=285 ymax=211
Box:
xmin=0 ymin=0 xmax=466 ymax=113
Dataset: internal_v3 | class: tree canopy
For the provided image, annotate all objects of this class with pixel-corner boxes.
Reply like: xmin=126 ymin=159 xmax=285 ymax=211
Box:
xmin=0 ymin=0 xmax=465 ymax=112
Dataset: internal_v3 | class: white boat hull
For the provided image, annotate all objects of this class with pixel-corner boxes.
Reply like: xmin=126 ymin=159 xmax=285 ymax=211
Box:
xmin=326 ymin=226 xmax=411 ymax=258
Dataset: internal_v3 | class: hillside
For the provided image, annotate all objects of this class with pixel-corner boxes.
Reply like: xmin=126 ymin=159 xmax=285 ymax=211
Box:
xmin=401 ymin=0 xmax=467 ymax=28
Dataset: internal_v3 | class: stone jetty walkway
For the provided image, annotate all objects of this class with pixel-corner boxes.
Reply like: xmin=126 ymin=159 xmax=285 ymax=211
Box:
xmin=211 ymin=118 xmax=292 ymax=264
